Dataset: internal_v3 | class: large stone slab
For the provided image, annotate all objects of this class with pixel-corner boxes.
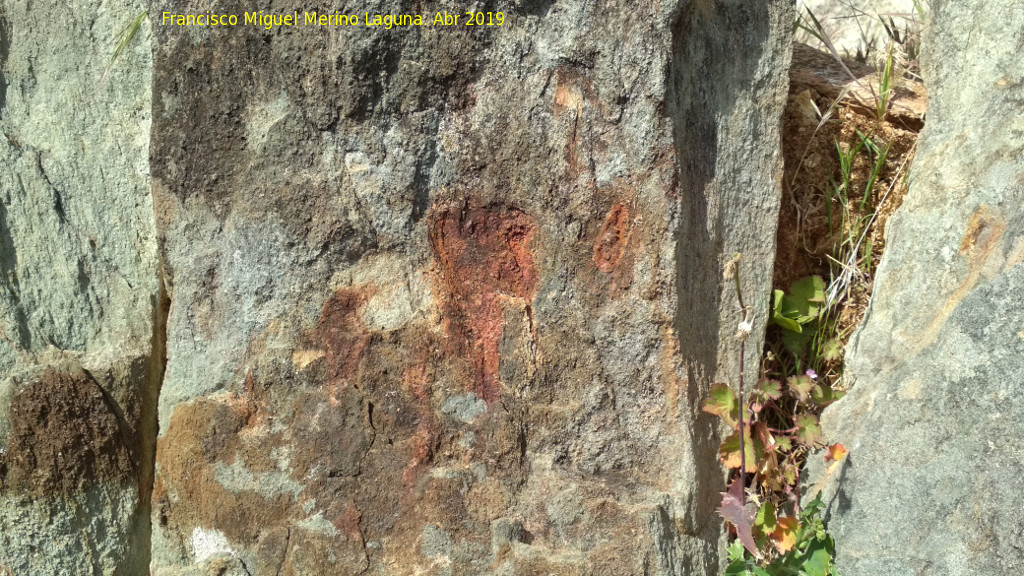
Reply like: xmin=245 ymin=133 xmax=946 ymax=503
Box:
xmin=0 ymin=0 xmax=159 ymax=574
xmin=149 ymin=0 xmax=793 ymax=574
xmin=807 ymin=1 xmax=1024 ymax=574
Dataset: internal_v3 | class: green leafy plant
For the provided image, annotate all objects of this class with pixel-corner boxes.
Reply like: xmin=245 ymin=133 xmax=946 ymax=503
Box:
xmin=770 ymin=275 xmax=824 ymax=333
xmin=768 ymin=275 xmax=842 ymax=378
xmin=770 ymin=275 xmax=824 ymax=359
xmin=706 ymin=257 xmax=846 ymax=573
xmin=724 ymin=493 xmax=839 ymax=576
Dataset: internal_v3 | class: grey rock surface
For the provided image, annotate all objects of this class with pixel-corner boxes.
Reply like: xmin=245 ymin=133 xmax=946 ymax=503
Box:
xmin=806 ymin=1 xmax=1024 ymax=573
xmin=147 ymin=0 xmax=792 ymax=574
xmin=0 ymin=0 xmax=159 ymax=574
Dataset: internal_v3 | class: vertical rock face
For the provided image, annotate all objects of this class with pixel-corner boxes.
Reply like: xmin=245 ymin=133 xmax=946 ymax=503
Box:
xmin=809 ymin=1 xmax=1024 ymax=574
xmin=149 ymin=1 xmax=792 ymax=574
xmin=0 ymin=0 xmax=793 ymax=573
xmin=0 ymin=0 xmax=158 ymax=574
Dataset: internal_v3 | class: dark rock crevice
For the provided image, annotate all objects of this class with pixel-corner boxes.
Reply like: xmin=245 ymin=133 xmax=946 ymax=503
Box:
xmin=0 ymin=13 xmax=9 ymax=118
xmin=0 ymin=196 xmax=30 ymax=355
xmin=127 ymin=262 xmax=171 ymax=575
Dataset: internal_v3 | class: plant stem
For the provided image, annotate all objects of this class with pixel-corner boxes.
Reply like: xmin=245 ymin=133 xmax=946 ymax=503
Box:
xmin=731 ymin=255 xmax=752 ymax=501
xmin=794 ymin=455 xmax=802 ymax=514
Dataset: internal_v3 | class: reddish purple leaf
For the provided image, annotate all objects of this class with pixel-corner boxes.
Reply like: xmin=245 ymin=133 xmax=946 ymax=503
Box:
xmin=717 ymin=478 xmax=760 ymax=558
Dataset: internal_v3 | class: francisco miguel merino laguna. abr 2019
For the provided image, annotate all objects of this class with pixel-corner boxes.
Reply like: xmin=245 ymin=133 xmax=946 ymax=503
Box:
xmin=159 ymin=11 xmax=504 ymax=30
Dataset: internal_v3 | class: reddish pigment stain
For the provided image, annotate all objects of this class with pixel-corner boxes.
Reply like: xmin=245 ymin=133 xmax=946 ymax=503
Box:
xmin=552 ymin=68 xmax=598 ymax=180
xmin=333 ymin=502 xmax=365 ymax=544
xmin=315 ymin=287 xmax=375 ymax=395
xmin=403 ymin=419 xmax=439 ymax=487
xmin=429 ymin=205 xmax=538 ymax=404
xmin=593 ymin=202 xmax=632 ymax=272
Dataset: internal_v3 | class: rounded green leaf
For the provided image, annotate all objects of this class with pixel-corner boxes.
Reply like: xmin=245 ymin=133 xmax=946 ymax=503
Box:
xmin=758 ymin=379 xmax=783 ymax=400
xmin=787 ymin=375 xmax=815 ymax=402
xmin=781 ymin=275 xmax=826 ymax=324
xmin=703 ymin=383 xmax=738 ymax=427
xmin=795 ymin=413 xmax=822 ymax=445
xmin=811 ymin=383 xmax=839 ymax=407
xmin=822 ymin=338 xmax=843 ymax=362
xmin=755 ymin=501 xmax=777 ymax=532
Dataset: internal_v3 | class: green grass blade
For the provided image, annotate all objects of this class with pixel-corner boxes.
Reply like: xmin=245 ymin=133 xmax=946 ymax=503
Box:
xmin=876 ymin=43 xmax=894 ymax=119
xmin=862 ymin=143 xmax=889 ymax=209
xmin=98 ymin=11 xmax=147 ymax=90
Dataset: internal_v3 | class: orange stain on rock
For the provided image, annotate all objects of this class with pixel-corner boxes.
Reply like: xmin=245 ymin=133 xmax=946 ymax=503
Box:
xmin=153 ymin=397 xmax=293 ymax=548
xmin=154 ymin=394 xmax=369 ymax=570
xmin=429 ymin=204 xmax=538 ymax=404
xmin=403 ymin=354 xmax=431 ymax=402
xmin=554 ymin=83 xmax=584 ymax=114
xmin=959 ymin=206 xmax=1006 ymax=258
xmin=403 ymin=419 xmax=439 ymax=488
xmin=333 ymin=502 xmax=365 ymax=544
xmin=552 ymin=69 xmax=597 ymax=180
xmin=314 ymin=286 xmax=376 ymax=399
xmin=400 ymin=348 xmax=441 ymax=486
xmin=593 ymin=202 xmax=633 ymax=272
xmin=918 ymin=205 xmax=1007 ymax=353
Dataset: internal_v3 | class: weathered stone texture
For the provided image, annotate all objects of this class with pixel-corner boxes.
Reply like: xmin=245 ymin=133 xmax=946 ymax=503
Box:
xmin=4 ymin=368 xmax=135 ymax=494
xmin=149 ymin=0 xmax=792 ymax=574
xmin=805 ymin=1 xmax=1024 ymax=574
xmin=0 ymin=0 xmax=158 ymax=573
